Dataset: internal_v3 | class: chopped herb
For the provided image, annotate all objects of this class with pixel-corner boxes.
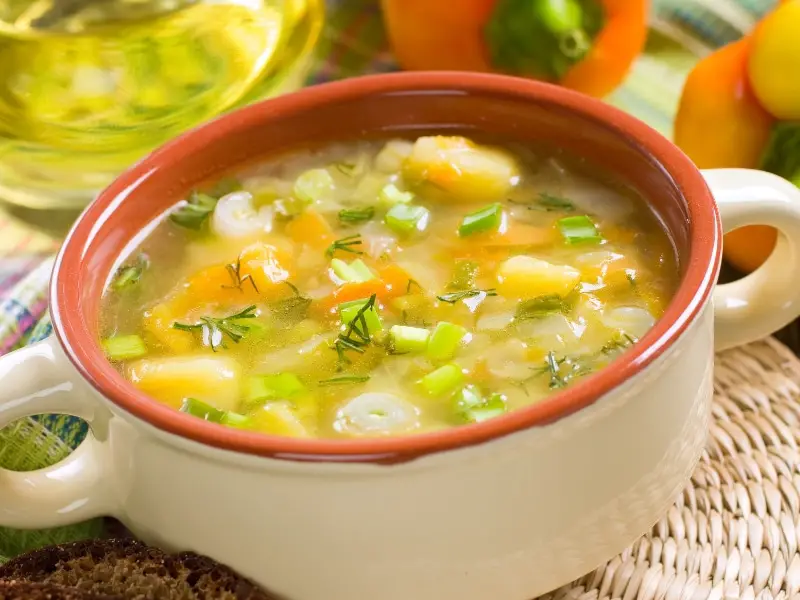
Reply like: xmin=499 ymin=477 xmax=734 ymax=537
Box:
xmin=111 ymin=253 xmax=149 ymax=290
xmin=515 ymin=294 xmax=573 ymax=320
xmin=601 ymin=332 xmax=637 ymax=355
xmin=173 ymin=305 xmax=258 ymax=351
xmin=222 ymin=256 xmax=258 ymax=293
xmin=626 ymin=271 xmax=637 ymax=288
xmin=169 ymin=191 xmax=218 ymax=230
xmin=326 ymin=234 xmax=364 ymax=258
xmin=542 ymin=351 xmax=568 ymax=389
xmin=338 ymin=206 xmax=375 ymax=224
xmin=335 ymin=161 xmax=358 ymax=176
xmin=319 ymin=375 xmax=370 ymax=386
xmin=270 ymin=282 xmax=312 ymax=321
xmin=406 ymin=279 xmax=421 ymax=294
xmin=331 ymin=294 xmax=378 ymax=369
xmin=436 ymin=288 xmax=498 ymax=304
xmin=510 ymin=193 xmax=575 ymax=212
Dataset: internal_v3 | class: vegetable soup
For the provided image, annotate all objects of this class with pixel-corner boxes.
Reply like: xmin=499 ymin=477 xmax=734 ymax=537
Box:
xmin=100 ymin=135 xmax=678 ymax=439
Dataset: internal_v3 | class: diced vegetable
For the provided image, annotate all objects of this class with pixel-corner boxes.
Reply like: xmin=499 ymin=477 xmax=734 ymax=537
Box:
xmin=339 ymin=297 xmax=383 ymax=334
xmin=285 ymin=209 xmax=334 ymax=251
xmin=388 ymin=325 xmax=430 ymax=354
xmin=127 ymin=355 xmax=242 ymax=411
xmin=515 ymin=294 xmax=573 ymax=320
xmin=454 ymin=386 xmax=507 ymax=423
xmin=557 ymin=215 xmax=603 ymax=244
xmin=334 ymin=392 xmax=419 ymax=435
xmin=244 ymin=373 xmax=306 ymax=405
xmin=313 ymin=264 xmax=412 ymax=315
xmin=375 ymin=139 xmax=414 ymax=173
xmin=384 ymin=204 xmax=430 ymax=235
xmin=419 ymin=364 xmax=464 ymax=396
xmin=601 ymin=306 xmax=655 ymax=339
xmin=293 ymin=168 xmax=335 ymax=206
xmin=458 ymin=203 xmax=504 ymax=237
xmin=221 ymin=411 xmax=251 ymax=428
xmin=427 ymin=322 xmax=468 ymax=361
xmin=331 ymin=258 xmax=375 ymax=283
xmin=497 ymin=255 xmax=580 ymax=298
xmin=102 ymin=334 xmax=148 ymax=361
xmin=379 ymin=183 xmax=414 ymax=207
xmin=248 ymin=402 xmax=311 ymax=437
xmin=402 ymin=136 xmax=519 ymax=202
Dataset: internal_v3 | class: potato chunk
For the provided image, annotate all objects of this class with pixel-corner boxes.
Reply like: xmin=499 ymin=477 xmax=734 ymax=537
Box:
xmin=497 ymin=255 xmax=580 ymax=299
xmin=127 ymin=355 xmax=242 ymax=411
xmin=402 ymin=136 xmax=519 ymax=202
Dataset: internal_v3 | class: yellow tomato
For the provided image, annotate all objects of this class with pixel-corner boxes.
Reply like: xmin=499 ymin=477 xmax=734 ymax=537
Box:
xmin=748 ymin=0 xmax=800 ymax=120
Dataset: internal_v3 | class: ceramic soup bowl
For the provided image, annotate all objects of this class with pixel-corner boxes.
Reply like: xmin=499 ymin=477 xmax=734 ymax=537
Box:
xmin=2 ymin=73 xmax=800 ymax=600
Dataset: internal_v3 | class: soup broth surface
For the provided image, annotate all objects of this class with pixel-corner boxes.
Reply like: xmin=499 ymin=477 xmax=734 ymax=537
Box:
xmin=100 ymin=135 xmax=678 ymax=439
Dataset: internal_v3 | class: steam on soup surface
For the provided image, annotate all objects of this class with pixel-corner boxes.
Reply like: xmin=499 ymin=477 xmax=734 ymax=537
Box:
xmin=100 ymin=135 xmax=678 ymax=439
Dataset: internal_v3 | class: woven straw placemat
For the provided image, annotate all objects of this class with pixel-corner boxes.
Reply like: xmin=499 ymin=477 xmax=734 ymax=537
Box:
xmin=535 ymin=338 xmax=800 ymax=600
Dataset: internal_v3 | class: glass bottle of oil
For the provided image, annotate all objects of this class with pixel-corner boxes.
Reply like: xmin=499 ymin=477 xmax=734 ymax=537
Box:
xmin=0 ymin=0 xmax=324 ymax=209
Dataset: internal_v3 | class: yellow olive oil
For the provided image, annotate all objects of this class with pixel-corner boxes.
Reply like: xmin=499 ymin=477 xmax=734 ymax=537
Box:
xmin=0 ymin=0 xmax=323 ymax=208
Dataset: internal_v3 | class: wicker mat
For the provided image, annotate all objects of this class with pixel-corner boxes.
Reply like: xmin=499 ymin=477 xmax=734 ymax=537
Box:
xmin=537 ymin=337 xmax=800 ymax=600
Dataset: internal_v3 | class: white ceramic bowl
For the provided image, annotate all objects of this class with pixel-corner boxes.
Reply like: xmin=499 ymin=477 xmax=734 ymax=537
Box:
xmin=2 ymin=73 xmax=800 ymax=600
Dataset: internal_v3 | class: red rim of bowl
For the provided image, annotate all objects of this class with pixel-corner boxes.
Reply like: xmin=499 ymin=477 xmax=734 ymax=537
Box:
xmin=50 ymin=72 xmax=722 ymax=463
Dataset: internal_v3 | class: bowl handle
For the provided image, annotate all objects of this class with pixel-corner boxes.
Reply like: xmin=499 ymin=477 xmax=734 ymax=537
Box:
xmin=0 ymin=337 xmax=117 ymax=528
xmin=704 ymin=168 xmax=800 ymax=351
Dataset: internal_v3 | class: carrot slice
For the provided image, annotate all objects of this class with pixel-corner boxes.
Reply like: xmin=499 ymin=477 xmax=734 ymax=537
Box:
xmin=285 ymin=209 xmax=334 ymax=251
xmin=312 ymin=264 xmax=414 ymax=316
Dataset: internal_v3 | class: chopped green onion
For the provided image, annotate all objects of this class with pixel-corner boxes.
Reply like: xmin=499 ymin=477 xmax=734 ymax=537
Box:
xmin=102 ymin=335 xmax=147 ymax=361
xmin=319 ymin=375 xmax=370 ymax=386
xmin=221 ymin=412 xmax=250 ymax=428
xmin=385 ymin=204 xmax=430 ymax=235
xmin=111 ymin=254 xmax=149 ymax=291
xmin=427 ymin=322 xmax=468 ymax=361
xmin=458 ymin=203 xmax=503 ymax=236
xmin=379 ymin=183 xmax=414 ymax=207
xmin=293 ymin=168 xmax=335 ymax=205
xmin=455 ymin=386 xmax=507 ymax=423
xmin=515 ymin=294 xmax=573 ymax=320
xmin=244 ymin=373 xmax=306 ymax=405
xmin=340 ymin=297 xmax=382 ymax=334
xmin=388 ymin=325 xmax=430 ymax=354
xmin=331 ymin=258 xmax=375 ymax=283
xmin=169 ymin=191 xmax=218 ymax=230
xmin=179 ymin=398 xmax=225 ymax=423
xmin=557 ymin=215 xmax=602 ymax=244
xmin=419 ymin=364 xmax=464 ymax=397
xmin=339 ymin=206 xmax=375 ymax=224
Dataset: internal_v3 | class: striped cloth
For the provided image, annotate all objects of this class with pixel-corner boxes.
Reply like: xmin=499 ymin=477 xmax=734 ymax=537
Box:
xmin=0 ymin=0 xmax=777 ymax=563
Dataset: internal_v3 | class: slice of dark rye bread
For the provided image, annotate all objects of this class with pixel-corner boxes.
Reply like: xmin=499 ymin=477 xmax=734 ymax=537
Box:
xmin=0 ymin=580 xmax=115 ymax=600
xmin=0 ymin=539 xmax=279 ymax=600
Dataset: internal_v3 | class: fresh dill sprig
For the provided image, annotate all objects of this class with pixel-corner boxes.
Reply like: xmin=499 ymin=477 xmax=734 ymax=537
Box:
xmin=338 ymin=206 xmax=375 ymax=224
xmin=270 ymin=281 xmax=312 ymax=321
xmin=319 ymin=375 xmax=370 ymax=386
xmin=325 ymin=234 xmax=364 ymax=258
xmin=173 ymin=305 xmax=258 ymax=351
xmin=222 ymin=256 xmax=258 ymax=293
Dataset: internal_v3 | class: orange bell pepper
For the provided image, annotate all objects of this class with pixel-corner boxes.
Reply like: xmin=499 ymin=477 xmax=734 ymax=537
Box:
xmin=748 ymin=0 xmax=800 ymax=120
xmin=674 ymin=37 xmax=777 ymax=274
xmin=380 ymin=0 xmax=648 ymax=98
